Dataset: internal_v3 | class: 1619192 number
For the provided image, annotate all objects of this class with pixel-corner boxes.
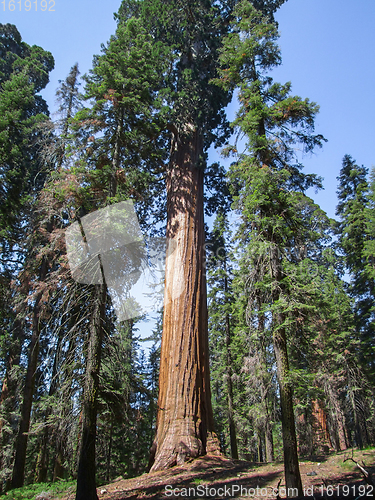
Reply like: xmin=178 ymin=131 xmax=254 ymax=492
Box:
xmin=2 ymin=0 xmax=55 ymax=10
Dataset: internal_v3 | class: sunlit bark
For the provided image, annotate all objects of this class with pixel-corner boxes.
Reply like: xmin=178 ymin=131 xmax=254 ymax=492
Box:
xmin=150 ymin=128 xmax=220 ymax=471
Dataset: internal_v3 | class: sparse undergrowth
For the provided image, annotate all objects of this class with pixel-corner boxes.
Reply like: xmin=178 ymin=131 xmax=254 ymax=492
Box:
xmin=0 ymin=480 xmax=76 ymax=500
xmin=2 ymin=448 xmax=374 ymax=500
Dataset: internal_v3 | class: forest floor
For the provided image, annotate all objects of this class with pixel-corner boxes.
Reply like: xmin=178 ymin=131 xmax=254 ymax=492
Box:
xmin=56 ymin=448 xmax=375 ymax=500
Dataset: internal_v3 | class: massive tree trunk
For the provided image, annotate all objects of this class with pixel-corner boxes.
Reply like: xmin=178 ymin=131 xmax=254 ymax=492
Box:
xmin=75 ymin=282 xmax=107 ymax=500
xmin=149 ymin=127 xmax=220 ymax=471
xmin=311 ymin=399 xmax=332 ymax=452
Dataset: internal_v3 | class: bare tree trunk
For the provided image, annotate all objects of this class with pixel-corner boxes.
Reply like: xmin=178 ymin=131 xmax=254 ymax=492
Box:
xmin=150 ymin=127 xmax=220 ymax=471
xmin=11 ymin=259 xmax=48 ymax=489
xmin=257 ymin=311 xmax=274 ymax=463
xmin=0 ymin=317 xmax=24 ymax=492
xmin=53 ymin=448 xmax=65 ymax=482
xmin=75 ymin=282 xmax=106 ymax=500
xmin=224 ymin=268 xmax=238 ymax=460
xmin=311 ymin=400 xmax=332 ymax=452
xmin=273 ymin=318 xmax=302 ymax=496
xmin=265 ymin=419 xmax=274 ymax=462
xmin=35 ymin=431 xmax=49 ymax=483
xmin=257 ymin=429 xmax=264 ymax=462
xmin=271 ymin=247 xmax=302 ymax=497
xmin=334 ymin=407 xmax=348 ymax=451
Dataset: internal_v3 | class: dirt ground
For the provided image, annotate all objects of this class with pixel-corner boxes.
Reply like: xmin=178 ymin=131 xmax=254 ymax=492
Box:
xmin=60 ymin=449 xmax=375 ymax=500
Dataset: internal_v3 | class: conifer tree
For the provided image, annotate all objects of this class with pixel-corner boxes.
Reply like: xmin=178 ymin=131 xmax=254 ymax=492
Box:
xmin=363 ymin=167 xmax=375 ymax=285
xmin=108 ymin=0 xmax=289 ymax=472
xmin=208 ymin=212 xmax=238 ymax=459
xmin=213 ymin=1 xmax=325 ymax=493
xmin=71 ymin=16 xmax=171 ymax=499
xmin=0 ymin=23 xmax=54 ymax=490
xmin=0 ymin=23 xmax=54 ymax=254
xmin=336 ymin=155 xmax=375 ymax=375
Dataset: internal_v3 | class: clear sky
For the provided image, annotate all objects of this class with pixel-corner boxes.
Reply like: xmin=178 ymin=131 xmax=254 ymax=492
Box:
xmin=1 ymin=0 xmax=374 ymax=220
xmin=273 ymin=0 xmax=375 ymax=218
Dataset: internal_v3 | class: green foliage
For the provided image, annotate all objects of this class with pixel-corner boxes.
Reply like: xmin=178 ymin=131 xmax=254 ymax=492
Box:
xmin=0 ymin=480 xmax=75 ymax=500
xmin=96 ymin=320 xmax=159 ymax=480
xmin=213 ymin=0 xmax=325 ymax=190
xmin=0 ymin=23 xmax=54 ymax=259
xmin=2 ymin=0 xmax=375 ymax=491
xmin=363 ymin=167 xmax=375 ymax=281
xmin=336 ymin=155 xmax=375 ymax=374
xmin=208 ymin=212 xmax=240 ymax=455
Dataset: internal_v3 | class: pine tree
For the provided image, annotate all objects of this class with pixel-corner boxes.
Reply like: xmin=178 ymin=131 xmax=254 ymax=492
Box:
xmin=363 ymin=167 xmax=375 ymax=374
xmin=363 ymin=167 xmax=375 ymax=284
xmin=336 ymin=156 xmax=375 ymax=376
xmin=0 ymin=23 xmax=54 ymax=490
xmin=336 ymin=155 xmax=371 ymax=326
xmin=0 ymin=23 xmax=54 ymax=254
xmin=213 ymin=1 xmax=326 ymax=493
xmin=335 ymin=156 xmax=375 ymax=442
xmin=208 ymin=212 xmax=238 ymax=459
xmin=70 ymin=15 xmax=171 ymax=498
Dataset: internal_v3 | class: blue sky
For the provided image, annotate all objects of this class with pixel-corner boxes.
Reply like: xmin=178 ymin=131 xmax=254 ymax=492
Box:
xmin=273 ymin=0 xmax=375 ymax=217
xmin=1 ymin=0 xmax=374 ymax=220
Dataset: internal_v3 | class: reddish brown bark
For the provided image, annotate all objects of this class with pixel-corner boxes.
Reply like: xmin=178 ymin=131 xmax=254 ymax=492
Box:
xmin=150 ymin=127 xmax=220 ymax=471
xmin=311 ymin=400 xmax=332 ymax=450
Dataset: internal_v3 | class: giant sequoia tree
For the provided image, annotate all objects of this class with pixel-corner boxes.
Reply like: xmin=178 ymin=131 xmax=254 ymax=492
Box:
xmin=114 ymin=0 xmax=288 ymax=472
xmin=139 ymin=0 xmax=231 ymax=469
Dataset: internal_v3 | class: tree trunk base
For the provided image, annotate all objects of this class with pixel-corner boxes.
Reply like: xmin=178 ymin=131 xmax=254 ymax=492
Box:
xmin=150 ymin=420 xmax=221 ymax=471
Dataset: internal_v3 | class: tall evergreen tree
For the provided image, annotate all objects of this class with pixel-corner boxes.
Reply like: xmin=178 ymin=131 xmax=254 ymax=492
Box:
xmin=71 ymin=15 xmax=171 ymax=499
xmin=108 ymin=0 xmax=289 ymax=472
xmin=213 ymin=1 xmax=325 ymax=493
xmin=208 ymin=212 xmax=238 ymax=459
xmin=336 ymin=155 xmax=375 ymax=375
xmin=0 ymin=23 xmax=54 ymax=490
xmin=0 ymin=23 xmax=54 ymax=256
